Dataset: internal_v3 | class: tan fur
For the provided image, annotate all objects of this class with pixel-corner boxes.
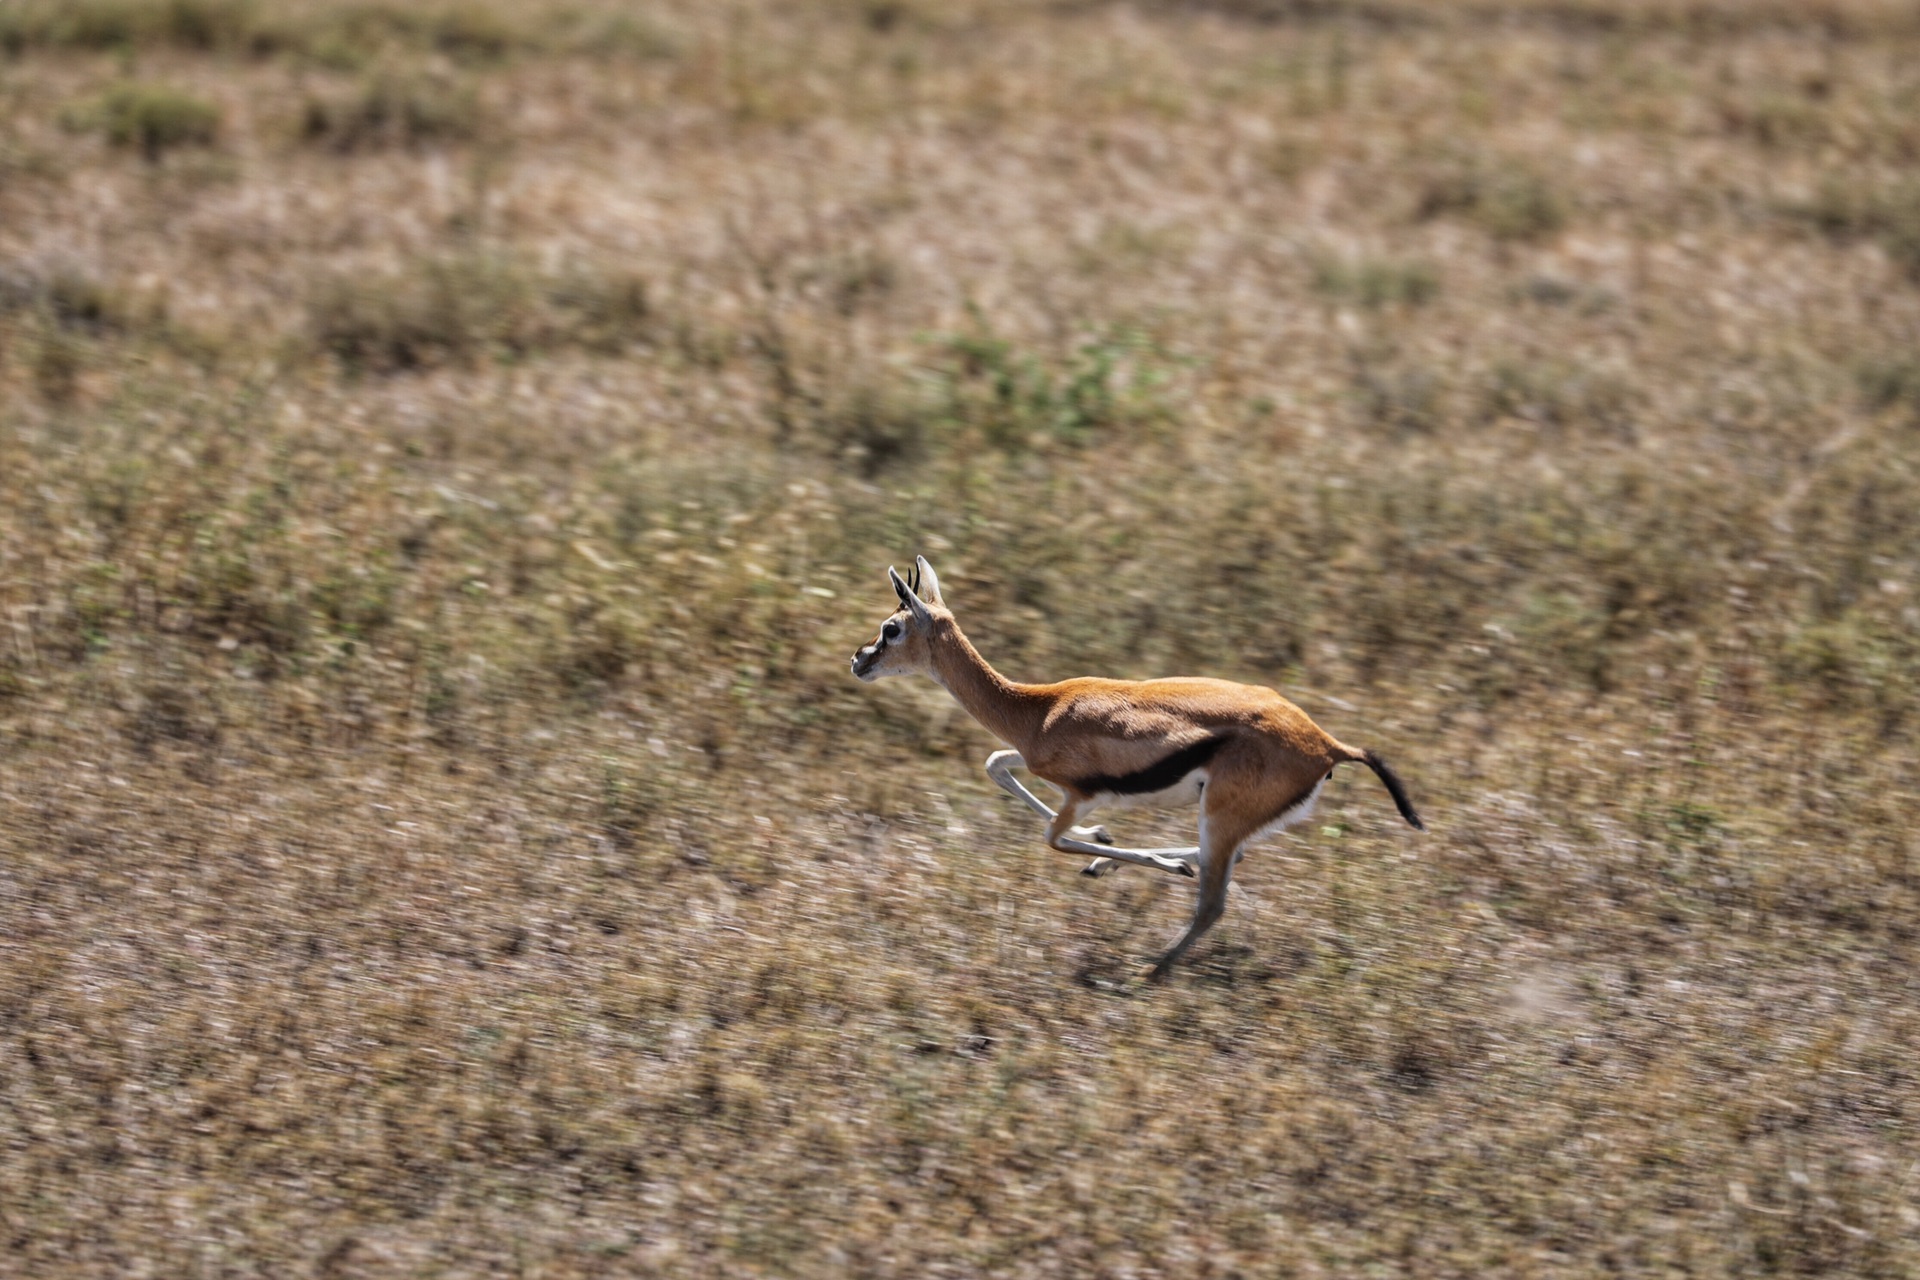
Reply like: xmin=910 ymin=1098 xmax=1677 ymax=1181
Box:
xmin=852 ymin=557 xmax=1417 ymax=980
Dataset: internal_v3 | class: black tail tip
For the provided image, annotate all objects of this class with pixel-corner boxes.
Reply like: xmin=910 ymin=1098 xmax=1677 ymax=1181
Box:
xmin=1360 ymin=748 xmax=1426 ymax=832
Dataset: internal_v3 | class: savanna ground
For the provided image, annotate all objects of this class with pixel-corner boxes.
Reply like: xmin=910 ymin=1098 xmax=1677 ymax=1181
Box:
xmin=2 ymin=0 xmax=1919 ymax=1274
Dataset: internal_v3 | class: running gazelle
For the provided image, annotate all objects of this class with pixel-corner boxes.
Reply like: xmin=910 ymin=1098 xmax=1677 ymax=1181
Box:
xmin=850 ymin=556 xmax=1425 ymax=980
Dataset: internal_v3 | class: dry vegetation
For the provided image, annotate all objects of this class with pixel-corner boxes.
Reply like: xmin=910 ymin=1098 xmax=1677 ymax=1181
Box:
xmin=2 ymin=0 xmax=1919 ymax=1274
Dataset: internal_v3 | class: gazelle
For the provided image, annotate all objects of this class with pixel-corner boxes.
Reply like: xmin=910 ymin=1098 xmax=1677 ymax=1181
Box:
xmin=851 ymin=556 xmax=1424 ymax=980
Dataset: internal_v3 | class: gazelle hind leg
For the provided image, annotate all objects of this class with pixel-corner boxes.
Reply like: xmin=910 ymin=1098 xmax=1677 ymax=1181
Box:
xmin=1046 ymin=803 xmax=1197 ymax=878
xmin=1143 ymin=830 xmax=1239 ymax=980
xmin=1142 ymin=752 xmax=1275 ymax=979
xmin=1083 ymin=831 xmax=1204 ymax=879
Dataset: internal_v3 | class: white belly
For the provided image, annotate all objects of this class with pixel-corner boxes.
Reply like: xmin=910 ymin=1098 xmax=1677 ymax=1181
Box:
xmin=1082 ymin=768 xmax=1209 ymax=814
xmin=1080 ymin=771 xmax=1328 ymax=838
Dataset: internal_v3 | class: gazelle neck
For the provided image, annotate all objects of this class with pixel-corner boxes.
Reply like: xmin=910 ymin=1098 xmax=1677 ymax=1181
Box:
xmin=927 ymin=616 xmax=1046 ymax=748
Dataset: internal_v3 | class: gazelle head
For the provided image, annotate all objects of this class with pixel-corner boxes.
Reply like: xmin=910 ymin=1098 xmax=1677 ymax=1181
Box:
xmin=851 ymin=555 xmax=946 ymax=682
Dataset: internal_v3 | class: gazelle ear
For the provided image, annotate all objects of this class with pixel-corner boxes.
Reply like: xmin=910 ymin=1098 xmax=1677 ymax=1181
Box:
xmin=914 ymin=555 xmax=943 ymax=605
xmin=888 ymin=566 xmax=931 ymax=622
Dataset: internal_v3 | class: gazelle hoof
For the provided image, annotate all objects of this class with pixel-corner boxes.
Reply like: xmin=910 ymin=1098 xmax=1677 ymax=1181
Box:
xmin=1081 ymin=856 xmax=1119 ymax=877
xmin=1070 ymin=825 xmax=1114 ymax=845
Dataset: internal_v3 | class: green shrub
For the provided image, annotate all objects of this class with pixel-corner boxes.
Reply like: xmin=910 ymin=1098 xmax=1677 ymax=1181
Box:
xmin=1417 ymin=158 xmax=1567 ymax=242
xmin=1514 ymin=590 xmax=1613 ymax=692
xmin=1352 ymin=360 xmax=1445 ymax=435
xmin=1858 ymin=357 xmax=1920 ymax=420
xmin=0 ymin=0 xmax=534 ymax=59
xmin=818 ymin=376 xmax=933 ymax=477
xmin=43 ymin=271 xmax=138 ymax=335
xmin=1782 ymin=179 xmax=1920 ymax=280
xmin=416 ymin=3 xmax=518 ymax=60
xmin=545 ymin=267 xmax=653 ymax=353
xmin=308 ymin=255 xmax=662 ymax=373
xmin=1310 ymin=255 xmax=1440 ymax=308
xmin=0 ymin=0 xmax=260 ymax=53
xmin=1482 ymin=359 xmax=1635 ymax=437
xmin=300 ymin=69 xmax=483 ymax=151
xmin=563 ymin=11 xmax=681 ymax=60
xmin=309 ymin=253 xmax=536 ymax=373
xmin=928 ymin=323 xmax=1174 ymax=450
xmin=30 ymin=329 xmax=85 ymax=404
xmin=1716 ymin=89 xmax=1829 ymax=150
xmin=1779 ymin=616 xmax=1904 ymax=712
xmin=1785 ymin=176 xmax=1883 ymax=239
xmin=82 ymin=83 xmax=221 ymax=162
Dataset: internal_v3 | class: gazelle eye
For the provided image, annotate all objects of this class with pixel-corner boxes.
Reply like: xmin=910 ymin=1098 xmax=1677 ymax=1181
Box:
xmin=882 ymin=621 xmax=901 ymax=641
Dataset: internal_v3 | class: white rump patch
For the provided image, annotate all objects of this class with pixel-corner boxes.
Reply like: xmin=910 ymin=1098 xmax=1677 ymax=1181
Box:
xmin=1253 ymin=775 xmax=1327 ymax=842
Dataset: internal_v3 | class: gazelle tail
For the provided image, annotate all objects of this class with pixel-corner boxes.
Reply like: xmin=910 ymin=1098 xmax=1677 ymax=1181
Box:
xmin=1339 ymin=745 xmax=1425 ymax=830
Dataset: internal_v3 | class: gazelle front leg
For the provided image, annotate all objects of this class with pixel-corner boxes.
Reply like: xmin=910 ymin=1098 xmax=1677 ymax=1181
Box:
xmin=985 ymin=750 xmax=1114 ymax=844
xmin=984 ymin=750 xmax=1059 ymax=821
xmin=1143 ymin=766 xmax=1267 ymax=980
xmin=985 ymin=751 xmax=1196 ymax=878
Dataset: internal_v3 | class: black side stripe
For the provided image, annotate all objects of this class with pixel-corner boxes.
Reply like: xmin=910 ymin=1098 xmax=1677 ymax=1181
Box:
xmin=1073 ymin=735 xmax=1228 ymax=796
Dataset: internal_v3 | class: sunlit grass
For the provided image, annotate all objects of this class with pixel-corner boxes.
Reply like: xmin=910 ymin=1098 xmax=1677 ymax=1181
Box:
xmin=1 ymin=1 xmax=1918 ymax=1275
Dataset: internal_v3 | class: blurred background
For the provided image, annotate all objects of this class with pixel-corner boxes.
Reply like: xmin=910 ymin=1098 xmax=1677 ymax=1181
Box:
xmin=1 ymin=0 xmax=1917 ymax=1274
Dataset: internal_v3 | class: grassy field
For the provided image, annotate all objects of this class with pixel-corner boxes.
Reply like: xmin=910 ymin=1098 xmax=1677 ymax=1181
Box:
xmin=2 ymin=0 xmax=1919 ymax=1274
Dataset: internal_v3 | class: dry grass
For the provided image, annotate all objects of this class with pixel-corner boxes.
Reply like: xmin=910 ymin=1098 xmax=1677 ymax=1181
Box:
xmin=2 ymin=1 xmax=1919 ymax=1275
